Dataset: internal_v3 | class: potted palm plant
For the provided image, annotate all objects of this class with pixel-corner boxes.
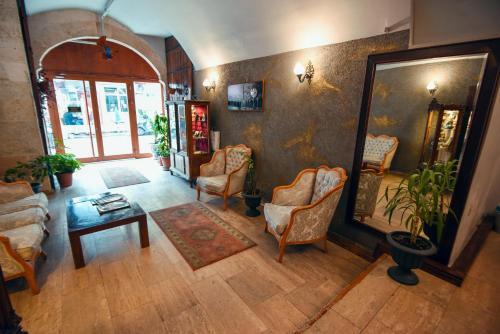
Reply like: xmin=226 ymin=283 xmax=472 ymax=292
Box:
xmin=157 ymin=141 xmax=171 ymax=171
xmin=4 ymin=156 xmax=49 ymax=193
xmin=381 ymin=160 xmax=457 ymax=285
xmin=47 ymin=153 xmax=82 ymax=188
xmin=242 ymin=156 xmax=261 ymax=217
xmin=152 ymin=114 xmax=169 ymax=163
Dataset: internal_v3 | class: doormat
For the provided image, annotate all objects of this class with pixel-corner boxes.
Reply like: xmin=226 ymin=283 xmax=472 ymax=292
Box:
xmin=99 ymin=167 xmax=150 ymax=189
xmin=150 ymin=202 xmax=256 ymax=270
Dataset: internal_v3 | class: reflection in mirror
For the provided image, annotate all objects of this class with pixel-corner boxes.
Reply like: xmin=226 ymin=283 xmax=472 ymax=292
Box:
xmin=354 ymin=53 xmax=488 ymax=241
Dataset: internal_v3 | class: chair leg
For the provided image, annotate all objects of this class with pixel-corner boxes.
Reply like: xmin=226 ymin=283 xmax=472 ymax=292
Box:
xmin=277 ymin=243 xmax=286 ymax=263
xmin=24 ymin=264 xmax=39 ymax=295
xmin=264 ymin=223 xmax=268 ymax=233
xmin=196 ymin=187 xmax=201 ymax=201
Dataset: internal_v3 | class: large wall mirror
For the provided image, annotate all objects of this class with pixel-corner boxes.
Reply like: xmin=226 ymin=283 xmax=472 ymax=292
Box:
xmin=346 ymin=39 xmax=500 ymax=266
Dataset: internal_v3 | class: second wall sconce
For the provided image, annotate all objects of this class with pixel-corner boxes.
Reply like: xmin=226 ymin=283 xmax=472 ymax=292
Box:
xmin=203 ymin=77 xmax=216 ymax=91
xmin=294 ymin=60 xmax=314 ymax=84
xmin=426 ymin=80 xmax=438 ymax=96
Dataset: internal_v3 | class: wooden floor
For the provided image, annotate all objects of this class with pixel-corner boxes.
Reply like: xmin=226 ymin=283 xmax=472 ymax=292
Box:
xmin=8 ymin=158 xmax=369 ymax=334
xmin=304 ymin=232 xmax=500 ymax=333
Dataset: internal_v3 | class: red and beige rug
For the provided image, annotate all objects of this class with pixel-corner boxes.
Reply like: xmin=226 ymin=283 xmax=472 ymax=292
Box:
xmin=150 ymin=202 xmax=256 ymax=270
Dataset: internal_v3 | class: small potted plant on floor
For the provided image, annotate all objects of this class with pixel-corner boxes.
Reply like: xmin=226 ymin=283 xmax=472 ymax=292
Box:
xmin=157 ymin=141 xmax=171 ymax=171
xmin=242 ymin=156 xmax=261 ymax=217
xmin=152 ymin=114 xmax=169 ymax=163
xmin=4 ymin=156 xmax=49 ymax=193
xmin=381 ymin=161 xmax=457 ymax=285
xmin=47 ymin=153 xmax=82 ymax=188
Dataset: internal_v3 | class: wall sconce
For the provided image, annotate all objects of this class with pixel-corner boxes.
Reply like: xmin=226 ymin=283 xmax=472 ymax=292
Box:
xmin=203 ymin=77 xmax=216 ymax=91
xmin=426 ymin=80 xmax=438 ymax=96
xmin=294 ymin=60 xmax=314 ymax=84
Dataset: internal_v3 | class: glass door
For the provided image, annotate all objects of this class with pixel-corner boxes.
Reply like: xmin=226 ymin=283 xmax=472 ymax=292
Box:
xmin=133 ymin=82 xmax=163 ymax=154
xmin=178 ymin=104 xmax=188 ymax=153
xmin=191 ymin=104 xmax=209 ymax=154
xmin=52 ymin=79 xmax=98 ymax=159
xmin=95 ymin=82 xmax=133 ymax=156
xmin=168 ymin=104 xmax=178 ymax=151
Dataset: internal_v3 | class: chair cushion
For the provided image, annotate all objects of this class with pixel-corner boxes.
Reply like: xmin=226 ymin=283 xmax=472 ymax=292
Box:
xmin=0 ymin=207 xmax=47 ymax=232
xmin=363 ymin=136 xmax=396 ymax=165
xmin=1 ymin=224 xmax=44 ymax=261
xmin=264 ymin=203 xmax=297 ymax=235
xmin=197 ymin=175 xmax=229 ymax=193
xmin=225 ymin=147 xmax=248 ymax=174
xmin=0 ymin=193 xmax=48 ymax=216
xmin=311 ymin=168 xmax=341 ymax=203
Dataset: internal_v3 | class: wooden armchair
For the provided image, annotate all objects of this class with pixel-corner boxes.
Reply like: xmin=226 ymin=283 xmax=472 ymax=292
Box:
xmin=362 ymin=134 xmax=398 ymax=172
xmin=196 ymin=144 xmax=252 ymax=210
xmin=264 ymin=166 xmax=347 ymax=262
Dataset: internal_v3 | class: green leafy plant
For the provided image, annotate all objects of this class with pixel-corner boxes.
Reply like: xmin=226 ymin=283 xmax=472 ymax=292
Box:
xmin=245 ymin=156 xmax=258 ymax=195
xmin=381 ymin=160 xmax=458 ymax=245
xmin=157 ymin=141 xmax=170 ymax=157
xmin=4 ymin=156 xmax=49 ymax=184
xmin=47 ymin=153 xmax=83 ymax=174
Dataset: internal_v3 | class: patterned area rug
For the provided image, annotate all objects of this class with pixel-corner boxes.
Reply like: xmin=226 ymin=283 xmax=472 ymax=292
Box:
xmin=150 ymin=202 xmax=256 ymax=270
xmin=99 ymin=167 xmax=150 ymax=189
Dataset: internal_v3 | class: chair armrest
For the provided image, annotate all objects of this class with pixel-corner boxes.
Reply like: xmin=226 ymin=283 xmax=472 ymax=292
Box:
xmin=272 ymin=170 xmax=316 ymax=206
xmin=200 ymin=150 xmax=225 ymax=177
xmin=284 ymin=185 xmax=344 ymax=243
xmin=226 ymin=161 xmax=249 ymax=195
xmin=0 ymin=181 xmax=34 ymax=204
xmin=382 ymin=143 xmax=398 ymax=170
xmin=0 ymin=236 xmax=26 ymax=277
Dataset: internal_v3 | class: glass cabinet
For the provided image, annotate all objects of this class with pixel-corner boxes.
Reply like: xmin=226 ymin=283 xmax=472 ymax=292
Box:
xmin=166 ymin=100 xmax=211 ymax=184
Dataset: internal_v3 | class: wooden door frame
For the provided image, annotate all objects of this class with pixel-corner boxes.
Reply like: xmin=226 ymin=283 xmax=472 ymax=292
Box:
xmin=46 ymin=73 xmax=160 ymax=162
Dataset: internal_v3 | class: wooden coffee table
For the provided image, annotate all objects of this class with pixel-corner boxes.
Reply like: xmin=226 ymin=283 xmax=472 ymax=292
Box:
xmin=66 ymin=193 xmax=149 ymax=269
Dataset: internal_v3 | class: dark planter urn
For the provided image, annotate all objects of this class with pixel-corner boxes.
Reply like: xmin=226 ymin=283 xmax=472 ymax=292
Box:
xmin=242 ymin=192 xmax=261 ymax=217
xmin=160 ymin=156 xmax=171 ymax=171
xmin=423 ymin=223 xmax=439 ymax=246
xmin=30 ymin=183 xmax=42 ymax=193
xmin=56 ymin=172 xmax=74 ymax=188
xmin=386 ymin=231 xmax=437 ymax=285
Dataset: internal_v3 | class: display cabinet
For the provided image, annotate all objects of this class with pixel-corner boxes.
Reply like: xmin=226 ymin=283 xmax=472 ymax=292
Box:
xmin=167 ymin=100 xmax=211 ymax=183
xmin=420 ymin=100 xmax=466 ymax=165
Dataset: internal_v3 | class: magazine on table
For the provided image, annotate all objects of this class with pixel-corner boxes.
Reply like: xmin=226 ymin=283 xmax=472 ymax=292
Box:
xmin=96 ymin=200 xmax=130 ymax=214
xmin=92 ymin=193 xmax=126 ymax=206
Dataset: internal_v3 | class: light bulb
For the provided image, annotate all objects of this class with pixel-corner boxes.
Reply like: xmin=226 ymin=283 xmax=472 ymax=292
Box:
xmin=294 ymin=62 xmax=305 ymax=75
xmin=202 ymin=78 xmax=211 ymax=87
xmin=426 ymin=80 xmax=438 ymax=91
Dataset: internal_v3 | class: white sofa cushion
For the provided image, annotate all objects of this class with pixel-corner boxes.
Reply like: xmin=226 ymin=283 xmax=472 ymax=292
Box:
xmin=0 ymin=193 xmax=48 ymax=216
xmin=197 ymin=175 xmax=229 ymax=193
xmin=264 ymin=204 xmax=297 ymax=235
xmin=0 ymin=207 xmax=47 ymax=232
xmin=1 ymin=224 xmax=44 ymax=260
xmin=311 ymin=168 xmax=341 ymax=203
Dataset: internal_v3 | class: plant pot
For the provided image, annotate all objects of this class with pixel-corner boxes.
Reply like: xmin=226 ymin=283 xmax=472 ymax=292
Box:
xmin=56 ymin=172 xmax=73 ymax=188
xmin=242 ymin=192 xmax=261 ymax=217
xmin=386 ymin=231 xmax=437 ymax=285
xmin=160 ymin=156 xmax=171 ymax=171
xmin=158 ymin=157 xmax=163 ymax=166
xmin=30 ymin=183 xmax=42 ymax=193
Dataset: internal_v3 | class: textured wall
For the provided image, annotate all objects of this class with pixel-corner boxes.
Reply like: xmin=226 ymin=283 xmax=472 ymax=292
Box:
xmin=368 ymin=58 xmax=485 ymax=173
xmin=193 ymin=30 xmax=409 ymax=245
xmin=0 ymin=0 xmax=45 ymax=174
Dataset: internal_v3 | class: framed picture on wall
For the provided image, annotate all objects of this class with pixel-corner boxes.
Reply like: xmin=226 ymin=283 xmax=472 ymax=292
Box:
xmin=227 ymin=81 xmax=264 ymax=111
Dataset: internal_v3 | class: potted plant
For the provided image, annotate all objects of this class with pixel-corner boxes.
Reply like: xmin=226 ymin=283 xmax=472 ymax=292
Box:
xmin=4 ymin=156 xmax=49 ymax=193
xmin=242 ymin=156 xmax=261 ymax=217
xmin=47 ymin=153 xmax=82 ymax=188
xmin=152 ymin=114 xmax=168 ymax=161
xmin=381 ymin=160 xmax=457 ymax=285
xmin=157 ymin=141 xmax=171 ymax=171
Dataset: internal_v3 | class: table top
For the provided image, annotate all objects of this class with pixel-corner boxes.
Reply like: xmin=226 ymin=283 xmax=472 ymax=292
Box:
xmin=66 ymin=193 xmax=146 ymax=233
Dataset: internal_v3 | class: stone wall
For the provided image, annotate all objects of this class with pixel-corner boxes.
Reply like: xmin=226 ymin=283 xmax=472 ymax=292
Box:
xmin=0 ymin=0 xmax=44 ymax=175
xmin=27 ymin=9 xmax=167 ymax=84
xmin=194 ymin=30 xmax=409 ymax=247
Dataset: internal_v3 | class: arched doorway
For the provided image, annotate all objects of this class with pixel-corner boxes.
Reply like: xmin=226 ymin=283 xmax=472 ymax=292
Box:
xmin=41 ymin=38 xmax=164 ymax=162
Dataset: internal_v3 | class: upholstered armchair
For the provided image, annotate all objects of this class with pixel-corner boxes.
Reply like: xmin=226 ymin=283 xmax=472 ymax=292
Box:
xmin=362 ymin=134 xmax=398 ymax=172
xmin=354 ymin=169 xmax=384 ymax=222
xmin=197 ymin=144 xmax=252 ymax=210
xmin=264 ymin=166 xmax=347 ymax=263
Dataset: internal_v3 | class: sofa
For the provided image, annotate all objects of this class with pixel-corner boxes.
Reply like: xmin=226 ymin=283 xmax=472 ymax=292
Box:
xmin=197 ymin=144 xmax=252 ymax=210
xmin=0 ymin=181 xmax=49 ymax=294
xmin=263 ymin=166 xmax=347 ymax=262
